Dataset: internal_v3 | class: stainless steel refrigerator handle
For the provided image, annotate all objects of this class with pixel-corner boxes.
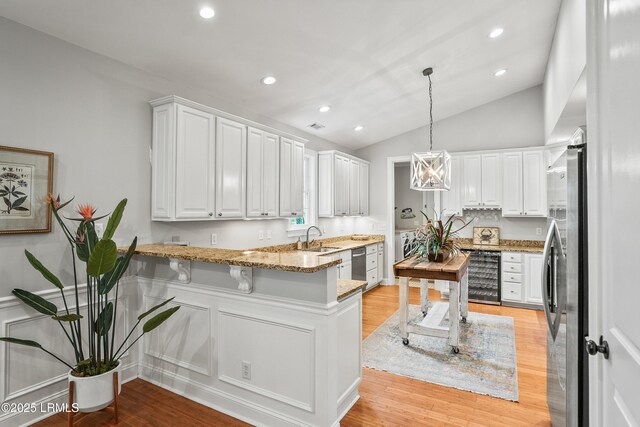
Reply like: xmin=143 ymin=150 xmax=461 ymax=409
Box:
xmin=542 ymin=220 xmax=563 ymax=339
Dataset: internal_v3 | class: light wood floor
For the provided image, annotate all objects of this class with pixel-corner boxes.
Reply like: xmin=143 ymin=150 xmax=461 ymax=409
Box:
xmin=37 ymin=285 xmax=550 ymax=427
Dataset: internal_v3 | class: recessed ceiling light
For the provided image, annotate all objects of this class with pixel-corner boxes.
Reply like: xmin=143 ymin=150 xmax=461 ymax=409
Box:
xmin=493 ymin=69 xmax=507 ymax=77
xmin=318 ymin=105 xmax=331 ymax=113
xmin=261 ymin=76 xmax=277 ymax=85
xmin=354 ymin=125 xmax=364 ymax=132
xmin=488 ymin=28 xmax=504 ymax=38
xmin=199 ymin=7 xmax=215 ymax=19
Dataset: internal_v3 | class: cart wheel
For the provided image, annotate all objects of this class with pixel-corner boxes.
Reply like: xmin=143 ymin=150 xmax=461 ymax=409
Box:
xmin=422 ymin=311 xmax=427 ymax=317
xmin=462 ymin=317 xmax=467 ymax=323
xmin=402 ymin=338 xmax=409 ymax=346
xmin=451 ymin=346 xmax=460 ymax=354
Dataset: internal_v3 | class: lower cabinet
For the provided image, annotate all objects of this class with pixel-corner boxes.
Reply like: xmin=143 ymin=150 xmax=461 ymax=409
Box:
xmin=336 ymin=250 xmax=352 ymax=280
xmin=366 ymin=244 xmax=378 ymax=287
xmin=501 ymin=252 xmax=543 ymax=307
xmin=376 ymin=243 xmax=384 ymax=285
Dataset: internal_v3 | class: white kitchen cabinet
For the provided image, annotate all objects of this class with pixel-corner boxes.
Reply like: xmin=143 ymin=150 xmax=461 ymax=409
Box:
xmin=318 ymin=151 xmax=370 ymax=217
xmin=441 ymin=155 xmax=462 ymax=216
xmin=246 ymin=127 xmax=279 ymax=218
xmin=376 ymin=243 xmax=384 ymax=285
xmin=151 ymin=101 xmax=216 ymax=221
xmin=501 ymin=152 xmax=523 ymax=216
xmin=525 ymin=254 xmax=544 ymax=304
xmin=522 ymin=150 xmax=547 ymax=216
xmin=501 ymin=149 xmax=546 ymax=217
xmin=359 ymin=162 xmax=370 ymax=216
xmin=279 ymin=137 xmax=305 ymax=217
xmin=336 ymin=250 xmax=352 ymax=280
xmin=463 ymin=154 xmax=502 ymax=208
xmin=215 ymin=117 xmax=246 ymax=218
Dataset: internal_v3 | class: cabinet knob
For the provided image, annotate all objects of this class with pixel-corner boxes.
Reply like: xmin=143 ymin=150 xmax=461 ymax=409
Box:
xmin=218 ymin=213 xmax=222 ymax=217
xmin=209 ymin=212 xmax=213 ymax=217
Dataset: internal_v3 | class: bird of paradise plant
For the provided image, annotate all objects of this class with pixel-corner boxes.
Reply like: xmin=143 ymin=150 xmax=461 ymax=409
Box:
xmin=0 ymin=196 xmax=179 ymax=377
xmin=411 ymin=210 xmax=471 ymax=261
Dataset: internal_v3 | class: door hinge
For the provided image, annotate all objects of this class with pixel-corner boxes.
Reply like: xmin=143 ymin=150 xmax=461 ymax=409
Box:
xmin=585 ymin=336 xmax=610 ymax=359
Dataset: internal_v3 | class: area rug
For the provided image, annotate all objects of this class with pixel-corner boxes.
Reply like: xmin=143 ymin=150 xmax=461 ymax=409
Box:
xmin=362 ymin=303 xmax=519 ymax=401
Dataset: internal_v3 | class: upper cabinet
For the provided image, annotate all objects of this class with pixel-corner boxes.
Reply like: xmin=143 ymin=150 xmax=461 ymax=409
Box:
xmin=441 ymin=155 xmax=462 ymax=217
xmin=150 ymin=96 xmax=305 ymax=222
xmin=502 ymin=149 xmax=547 ymax=217
xmin=463 ymin=154 xmax=502 ymax=208
xmin=247 ymin=127 xmax=279 ymax=218
xmin=279 ymin=137 xmax=305 ymax=217
xmin=318 ymin=151 xmax=370 ymax=217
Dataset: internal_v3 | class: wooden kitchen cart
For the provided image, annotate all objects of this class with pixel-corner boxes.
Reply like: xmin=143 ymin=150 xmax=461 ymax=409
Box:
xmin=393 ymin=254 xmax=471 ymax=353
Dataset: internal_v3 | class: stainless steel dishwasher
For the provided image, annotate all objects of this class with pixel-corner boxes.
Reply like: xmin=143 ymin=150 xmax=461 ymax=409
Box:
xmin=351 ymin=247 xmax=367 ymax=281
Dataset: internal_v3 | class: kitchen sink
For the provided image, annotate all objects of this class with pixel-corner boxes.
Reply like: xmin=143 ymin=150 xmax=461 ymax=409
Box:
xmin=303 ymin=246 xmax=341 ymax=253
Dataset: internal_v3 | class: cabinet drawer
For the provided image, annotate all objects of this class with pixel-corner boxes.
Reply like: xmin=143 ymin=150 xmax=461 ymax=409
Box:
xmin=503 ymin=272 xmax=523 ymax=284
xmin=502 ymin=252 xmax=522 ymax=263
xmin=502 ymin=262 xmax=522 ymax=273
xmin=366 ymin=244 xmax=377 ymax=255
xmin=367 ymin=268 xmax=378 ymax=286
xmin=367 ymin=255 xmax=377 ymax=270
xmin=502 ymin=282 xmax=522 ymax=301
xmin=377 ymin=243 xmax=384 ymax=251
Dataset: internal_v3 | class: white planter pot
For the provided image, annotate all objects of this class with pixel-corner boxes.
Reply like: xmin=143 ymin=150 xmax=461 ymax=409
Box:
xmin=68 ymin=363 xmax=122 ymax=412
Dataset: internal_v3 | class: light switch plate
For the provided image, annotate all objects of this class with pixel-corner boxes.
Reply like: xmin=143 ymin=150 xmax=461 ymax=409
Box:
xmin=211 ymin=233 xmax=217 ymax=245
xmin=258 ymin=230 xmax=264 ymax=240
xmin=241 ymin=361 xmax=251 ymax=380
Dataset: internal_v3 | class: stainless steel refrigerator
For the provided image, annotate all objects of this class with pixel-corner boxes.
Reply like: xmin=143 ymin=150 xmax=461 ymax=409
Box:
xmin=543 ymin=127 xmax=589 ymax=427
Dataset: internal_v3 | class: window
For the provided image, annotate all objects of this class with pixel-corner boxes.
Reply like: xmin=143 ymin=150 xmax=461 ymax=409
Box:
xmin=288 ymin=150 xmax=317 ymax=233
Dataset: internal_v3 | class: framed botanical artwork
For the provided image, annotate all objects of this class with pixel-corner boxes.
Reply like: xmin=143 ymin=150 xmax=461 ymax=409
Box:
xmin=0 ymin=146 xmax=54 ymax=235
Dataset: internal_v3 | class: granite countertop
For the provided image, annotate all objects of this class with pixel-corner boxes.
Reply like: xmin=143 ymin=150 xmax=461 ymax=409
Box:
xmin=453 ymin=238 xmax=544 ymax=253
xmin=126 ymin=234 xmax=384 ymax=273
xmin=337 ymin=279 xmax=367 ymax=302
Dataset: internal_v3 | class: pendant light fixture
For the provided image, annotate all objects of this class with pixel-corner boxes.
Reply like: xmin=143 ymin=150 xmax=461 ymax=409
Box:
xmin=410 ymin=67 xmax=451 ymax=191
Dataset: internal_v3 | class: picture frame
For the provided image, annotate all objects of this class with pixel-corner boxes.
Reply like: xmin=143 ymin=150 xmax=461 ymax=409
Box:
xmin=0 ymin=146 xmax=54 ymax=235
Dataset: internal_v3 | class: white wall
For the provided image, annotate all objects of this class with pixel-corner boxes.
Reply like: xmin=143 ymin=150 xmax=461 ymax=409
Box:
xmin=543 ymin=0 xmax=587 ymax=141
xmin=394 ymin=165 xmax=424 ymax=230
xmin=0 ymin=18 xmax=356 ymax=297
xmin=354 ymin=85 xmax=546 ymax=240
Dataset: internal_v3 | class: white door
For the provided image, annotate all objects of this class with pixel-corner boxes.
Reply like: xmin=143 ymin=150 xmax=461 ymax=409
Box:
xmin=291 ymin=141 xmax=305 ymax=216
xmin=263 ymin=133 xmax=280 ymax=217
xmin=525 ymin=254 xmax=543 ymax=305
xmin=462 ymin=155 xmax=482 ymax=207
xmin=175 ymin=105 xmax=215 ymax=219
xmin=481 ymin=153 xmax=501 ymax=207
xmin=588 ymin=1 xmax=640 ymax=425
xmin=523 ymin=150 xmax=547 ymax=216
xmin=279 ymin=138 xmax=294 ymax=217
xmin=502 ymin=152 xmax=523 ymax=216
xmin=359 ymin=162 xmax=370 ymax=216
xmin=246 ymin=127 xmax=263 ymax=218
xmin=349 ymin=159 xmax=360 ymax=215
xmin=215 ymin=117 xmax=246 ymax=218
xmin=441 ymin=155 xmax=462 ymax=216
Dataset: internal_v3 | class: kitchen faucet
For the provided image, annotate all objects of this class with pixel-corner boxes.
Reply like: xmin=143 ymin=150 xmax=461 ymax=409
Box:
xmin=305 ymin=226 xmax=323 ymax=249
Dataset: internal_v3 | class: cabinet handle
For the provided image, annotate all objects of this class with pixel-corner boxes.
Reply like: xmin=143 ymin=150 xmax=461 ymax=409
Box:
xmin=218 ymin=213 xmax=222 ymax=217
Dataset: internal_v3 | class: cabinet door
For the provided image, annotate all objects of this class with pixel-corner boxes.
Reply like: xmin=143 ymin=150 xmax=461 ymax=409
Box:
xmin=349 ymin=159 xmax=360 ymax=215
xmin=502 ymin=152 xmax=523 ymax=216
xmin=291 ymin=141 xmax=305 ymax=216
xmin=523 ymin=150 xmax=547 ymax=216
xmin=441 ymin=155 xmax=462 ymax=216
xmin=525 ymin=254 xmax=544 ymax=305
xmin=359 ymin=162 xmax=370 ymax=216
xmin=341 ymin=261 xmax=352 ymax=280
xmin=246 ymin=127 xmax=263 ymax=218
xmin=334 ymin=155 xmax=349 ymax=216
xmin=377 ymin=248 xmax=383 ymax=284
xmin=481 ymin=153 xmax=501 ymax=207
xmin=175 ymin=105 xmax=215 ymax=219
xmin=318 ymin=153 xmax=334 ymax=217
xmin=215 ymin=117 xmax=246 ymax=218
xmin=462 ymin=155 xmax=482 ymax=207
xmin=152 ymin=103 xmax=176 ymax=220
xmin=263 ymin=133 xmax=280 ymax=217
xmin=279 ymin=138 xmax=294 ymax=216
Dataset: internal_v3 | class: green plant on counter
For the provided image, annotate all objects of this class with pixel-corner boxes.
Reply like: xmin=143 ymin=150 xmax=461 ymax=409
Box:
xmin=0 ymin=195 xmax=179 ymax=376
xmin=410 ymin=210 xmax=471 ymax=260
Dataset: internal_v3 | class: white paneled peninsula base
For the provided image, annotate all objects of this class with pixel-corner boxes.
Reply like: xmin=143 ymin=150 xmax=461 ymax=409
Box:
xmin=132 ymin=245 xmax=363 ymax=427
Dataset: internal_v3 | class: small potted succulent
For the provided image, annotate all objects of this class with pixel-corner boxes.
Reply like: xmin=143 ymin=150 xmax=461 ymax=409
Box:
xmin=411 ymin=210 xmax=471 ymax=262
xmin=0 ymin=196 xmax=179 ymax=413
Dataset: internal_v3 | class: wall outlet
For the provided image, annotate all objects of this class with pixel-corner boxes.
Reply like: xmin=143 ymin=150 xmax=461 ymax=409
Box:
xmin=210 ymin=233 xmax=217 ymax=245
xmin=258 ymin=230 xmax=264 ymax=240
xmin=241 ymin=361 xmax=251 ymax=380
xmin=266 ymin=230 xmax=272 ymax=239
xmin=536 ymin=227 xmax=542 ymax=236
xmin=95 ymin=223 xmax=104 ymax=238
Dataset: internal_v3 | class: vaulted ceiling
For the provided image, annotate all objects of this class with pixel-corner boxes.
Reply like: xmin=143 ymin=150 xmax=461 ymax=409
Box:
xmin=0 ymin=0 xmax=561 ymax=149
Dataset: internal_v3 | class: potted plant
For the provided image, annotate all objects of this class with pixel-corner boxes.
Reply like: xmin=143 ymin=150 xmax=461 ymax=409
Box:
xmin=0 ymin=196 xmax=179 ymax=413
xmin=411 ymin=210 xmax=471 ymax=262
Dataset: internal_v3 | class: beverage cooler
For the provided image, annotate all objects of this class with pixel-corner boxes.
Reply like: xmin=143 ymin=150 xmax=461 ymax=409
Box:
xmin=466 ymin=250 xmax=501 ymax=305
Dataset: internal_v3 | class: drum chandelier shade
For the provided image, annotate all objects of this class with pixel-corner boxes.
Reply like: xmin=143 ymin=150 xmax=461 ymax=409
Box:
xmin=410 ymin=68 xmax=451 ymax=191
